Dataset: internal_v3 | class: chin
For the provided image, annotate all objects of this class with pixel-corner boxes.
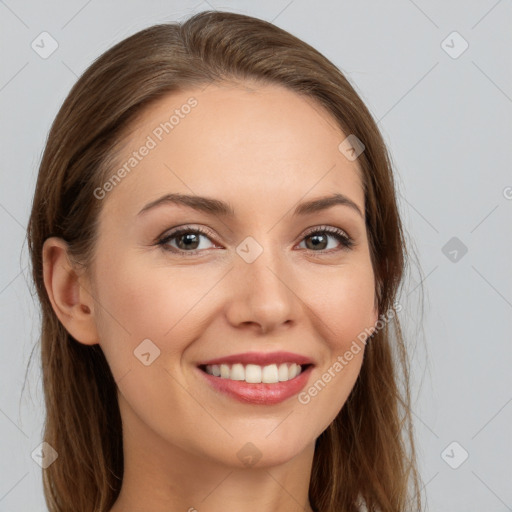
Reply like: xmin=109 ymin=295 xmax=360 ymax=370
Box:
xmin=203 ymin=435 xmax=313 ymax=470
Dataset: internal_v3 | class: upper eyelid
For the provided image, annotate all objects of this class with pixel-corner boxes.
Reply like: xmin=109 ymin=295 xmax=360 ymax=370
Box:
xmin=302 ymin=224 xmax=350 ymax=237
xmin=159 ymin=225 xmax=217 ymax=242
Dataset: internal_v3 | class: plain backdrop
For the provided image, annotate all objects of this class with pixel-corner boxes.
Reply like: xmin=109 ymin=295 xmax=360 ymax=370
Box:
xmin=1 ymin=1 xmax=511 ymax=510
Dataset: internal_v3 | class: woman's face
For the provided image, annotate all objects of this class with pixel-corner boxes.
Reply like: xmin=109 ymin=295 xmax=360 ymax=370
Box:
xmin=88 ymin=82 xmax=378 ymax=468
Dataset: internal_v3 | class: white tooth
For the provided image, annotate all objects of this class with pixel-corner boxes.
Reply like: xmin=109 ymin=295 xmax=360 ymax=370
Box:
xmin=245 ymin=364 xmax=262 ymax=383
xmin=278 ymin=363 xmax=289 ymax=381
xmin=231 ymin=363 xmax=245 ymax=381
xmin=262 ymin=364 xmax=279 ymax=383
xmin=220 ymin=364 xmax=230 ymax=379
xmin=211 ymin=362 xmax=303 ymax=382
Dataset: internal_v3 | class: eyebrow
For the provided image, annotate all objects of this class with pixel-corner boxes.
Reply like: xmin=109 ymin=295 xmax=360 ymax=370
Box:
xmin=137 ymin=192 xmax=364 ymax=219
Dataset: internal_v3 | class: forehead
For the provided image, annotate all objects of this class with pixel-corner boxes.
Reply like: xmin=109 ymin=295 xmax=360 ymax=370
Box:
xmin=102 ymin=82 xmax=365 ymax=219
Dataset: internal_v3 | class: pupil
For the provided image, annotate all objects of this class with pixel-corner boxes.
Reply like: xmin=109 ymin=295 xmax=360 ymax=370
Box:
xmin=308 ymin=234 xmax=326 ymax=250
xmin=179 ymin=233 xmax=199 ymax=250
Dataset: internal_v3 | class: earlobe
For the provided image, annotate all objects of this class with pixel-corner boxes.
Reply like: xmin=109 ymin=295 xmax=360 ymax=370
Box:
xmin=42 ymin=237 xmax=99 ymax=345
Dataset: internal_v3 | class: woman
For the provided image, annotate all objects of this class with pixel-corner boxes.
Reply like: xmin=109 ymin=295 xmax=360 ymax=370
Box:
xmin=27 ymin=10 xmax=424 ymax=512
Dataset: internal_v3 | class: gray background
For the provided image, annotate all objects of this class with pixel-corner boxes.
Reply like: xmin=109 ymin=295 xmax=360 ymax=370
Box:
xmin=1 ymin=0 xmax=511 ymax=510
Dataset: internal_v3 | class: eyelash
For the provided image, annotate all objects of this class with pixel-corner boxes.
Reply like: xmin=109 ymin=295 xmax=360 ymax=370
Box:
xmin=156 ymin=224 xmax=355 ymax=256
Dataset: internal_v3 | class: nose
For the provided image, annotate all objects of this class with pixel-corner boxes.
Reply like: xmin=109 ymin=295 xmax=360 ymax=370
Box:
xmin=224 ymin=244 xmax=300 ymax=334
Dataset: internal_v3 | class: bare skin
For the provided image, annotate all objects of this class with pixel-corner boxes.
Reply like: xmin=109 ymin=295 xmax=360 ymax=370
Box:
xmin=43 ymin=81 xmax=378 ymax=512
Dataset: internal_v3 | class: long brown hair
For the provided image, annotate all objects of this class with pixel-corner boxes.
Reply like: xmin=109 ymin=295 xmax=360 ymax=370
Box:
xmin=27 ymin=10 xmax=424 ymax=512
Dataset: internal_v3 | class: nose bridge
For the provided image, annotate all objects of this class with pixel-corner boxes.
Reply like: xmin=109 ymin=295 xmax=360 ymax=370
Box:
xmin=238 ymin=232 xmax=290 ymax=291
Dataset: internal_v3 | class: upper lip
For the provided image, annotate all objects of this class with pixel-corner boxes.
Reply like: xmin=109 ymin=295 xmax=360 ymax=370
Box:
xmin=197 ymin=351 xmax=315 ymax=367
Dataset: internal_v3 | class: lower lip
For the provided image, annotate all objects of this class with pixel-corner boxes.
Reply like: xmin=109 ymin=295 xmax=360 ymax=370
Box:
xmin=197 ymin=365 xmax=314 ymax=405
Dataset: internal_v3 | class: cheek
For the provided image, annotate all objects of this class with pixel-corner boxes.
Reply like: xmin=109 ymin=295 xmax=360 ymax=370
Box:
xmin=90 ymin=253 xmax=211 ymax=439
xmin=298 ymin=258 xmax=377 ymax=349
xmin=327 ymin=280 xmax=376 ymax=348
xmin=292 ymin=260 xmax=375 ymax=423
xmin=90 ymin=250 xmax=223 ymax=371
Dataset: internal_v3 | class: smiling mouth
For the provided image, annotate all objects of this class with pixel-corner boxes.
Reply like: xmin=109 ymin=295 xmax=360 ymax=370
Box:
xmin=198 ymin=362 xmax=313 ymax=384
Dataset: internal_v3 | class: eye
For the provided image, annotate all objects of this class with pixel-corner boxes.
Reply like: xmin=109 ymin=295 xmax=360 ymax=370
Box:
xmin=297 ymin=226 xmax=354 ymax=253
xmin=156 ymin=224 xmax=355 ymax=256
xmin=157 ymin=225 xmax=218 ymax=255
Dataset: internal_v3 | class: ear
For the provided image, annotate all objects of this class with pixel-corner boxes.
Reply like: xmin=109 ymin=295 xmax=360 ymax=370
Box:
xmin=42 ymin=237 xmax=99 ymax=345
